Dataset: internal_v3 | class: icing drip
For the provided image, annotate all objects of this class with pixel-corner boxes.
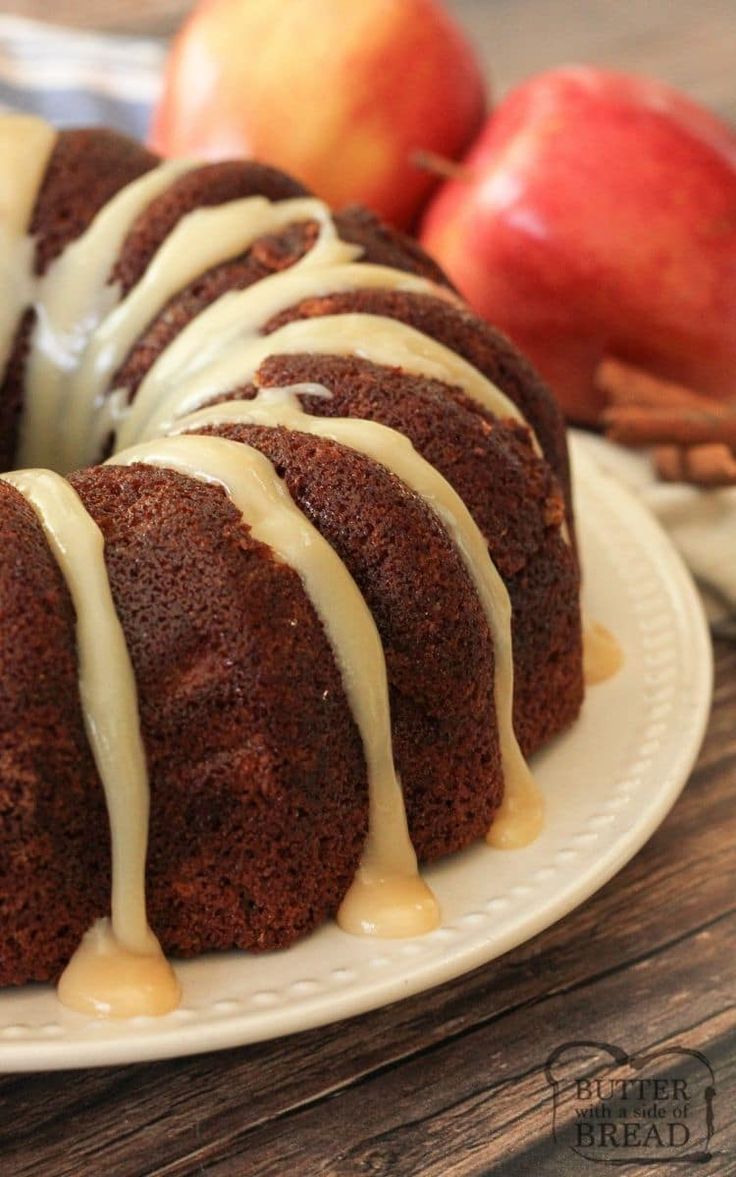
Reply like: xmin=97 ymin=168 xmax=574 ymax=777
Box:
xmin=131 ymin=261 xmax=459 ymax=402
xmin=0 ymin=468 xmax=179 ymax=1017
xmin=68 ymin=196 xmax=360 ymax=469
xmin=16 ymin=161 xmax=362 ymax=473
xmin=120 ymin=312 xmax=528 ymax=451
xmin=0 ymin=115 xmax=57 ymax=382
xmin=107 ymin=435 xmax=440 ymax=938
xmin=58 ymin=919 xmax=180 ymax=1019
xmin=175 ymin=389 xmax=544 ymax=850
xmin=20 ymin=159 xmax=194 ymax=473
xmin=583 ymin=621 xmax=623 ymax=685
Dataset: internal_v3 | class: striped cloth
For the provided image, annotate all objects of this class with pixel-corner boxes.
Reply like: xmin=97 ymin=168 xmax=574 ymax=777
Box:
xmin=0 ymin=14 xmax=163 ymax=139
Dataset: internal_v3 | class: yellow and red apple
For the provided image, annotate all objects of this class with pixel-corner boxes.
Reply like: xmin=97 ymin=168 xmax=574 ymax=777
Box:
xmin=151 ymin=0 xmax=487 ymax=229
xmin=420 ymin=67 xmax=736 ymax=421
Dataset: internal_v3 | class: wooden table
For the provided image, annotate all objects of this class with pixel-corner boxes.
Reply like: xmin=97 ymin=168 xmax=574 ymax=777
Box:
xmin=1 ymin=4 xmax=734 ymax=1174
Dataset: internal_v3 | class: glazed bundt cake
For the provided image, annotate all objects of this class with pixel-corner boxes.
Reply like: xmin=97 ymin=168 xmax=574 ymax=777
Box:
xmin=0 ymin=114 xmax=583 ymax=1016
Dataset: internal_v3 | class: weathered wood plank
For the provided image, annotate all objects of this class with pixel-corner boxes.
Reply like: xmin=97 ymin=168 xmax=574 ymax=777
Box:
xmin=134 ymin=915 xmax=736 ymax=1176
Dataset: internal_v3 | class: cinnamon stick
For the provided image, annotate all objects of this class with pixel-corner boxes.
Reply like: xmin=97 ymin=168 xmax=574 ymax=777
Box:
xmin=602 ymin=405 xmax=736 ymax=448
xmin=655 ymin=443 xmax=736 ymax=487
xmin=595 ymin=357 xmax=736 ymax=487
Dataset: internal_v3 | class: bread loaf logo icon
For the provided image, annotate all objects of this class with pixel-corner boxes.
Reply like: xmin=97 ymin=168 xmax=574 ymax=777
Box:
xmin=545 ymin=1040 xmax=716 ymax=1164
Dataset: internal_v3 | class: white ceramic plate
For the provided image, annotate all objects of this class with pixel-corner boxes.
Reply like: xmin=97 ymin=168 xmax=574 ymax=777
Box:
xmin=0 ymin=435 xmax=713 ymax=1071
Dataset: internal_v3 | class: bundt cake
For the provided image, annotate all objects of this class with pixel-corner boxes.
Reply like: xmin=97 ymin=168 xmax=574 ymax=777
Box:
xmin=0 ymin=113 xmax=583 ymax=1017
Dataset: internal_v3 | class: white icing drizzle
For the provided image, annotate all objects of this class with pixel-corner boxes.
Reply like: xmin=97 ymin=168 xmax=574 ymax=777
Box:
xmin=176 ymin=389 xmax=544 ymax=850
xmin=0 ymin=115 xmax=57 ymax=382
xmin=67 ymin=196 xmax=361 ymax=470
xmin=106 ymin=434 xmax=440 ymax=938
xmin=119 ymin=312 xmax=527 ymax=451
xmin=19 ymin=159 xmax=195 ymax=472
xmin=0 ymin=114 xmax=56 ymax=238
xmin=0 ymin=468 xmax=179 ymax=1017
xmin=131 ymin=261 xmax=458 ymax=403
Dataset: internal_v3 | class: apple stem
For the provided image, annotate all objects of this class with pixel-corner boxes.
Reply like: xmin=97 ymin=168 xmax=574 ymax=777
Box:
xmin=411 ymin=149 xmax=475 ymax=183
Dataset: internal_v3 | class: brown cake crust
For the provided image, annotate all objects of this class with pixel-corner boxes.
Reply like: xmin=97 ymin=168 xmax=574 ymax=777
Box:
xmin=108 ymin=197 xmax=451 ymax=413
xmin=204 ymin=351 xmax=582 ymax=753
xmin=333 ymin=205 xmax=449 ymax=286
xmin=0 ymin=463 xmax=371 ymax=984
xmin=70 ymin=463 xmax=369 ymax=963
xmin=114 ymin=267 xmax=573 ymax=538
xmin=263 ymin=288 xmax=572 ymax=520
xmin=111 ymin=218 xmax=328 ymax=403
xmin=28 ymin=128 xmax=158 ymax=277
xmin=194 ymin=424 xmax=501 ymax=859
xmin=110 ymin=160 xmax=312 ymax=294
xmin=0 ymin=480 xmax=109 ymax=986
xmin=0 ymin=128 xmax=157 ymax=470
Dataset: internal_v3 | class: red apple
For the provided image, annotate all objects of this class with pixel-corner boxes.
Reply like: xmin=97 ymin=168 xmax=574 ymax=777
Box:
xmin=151 ymin=0 xmax=487 ymax=230
xmin=420 ymin=67 xmax=736 ymax=422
